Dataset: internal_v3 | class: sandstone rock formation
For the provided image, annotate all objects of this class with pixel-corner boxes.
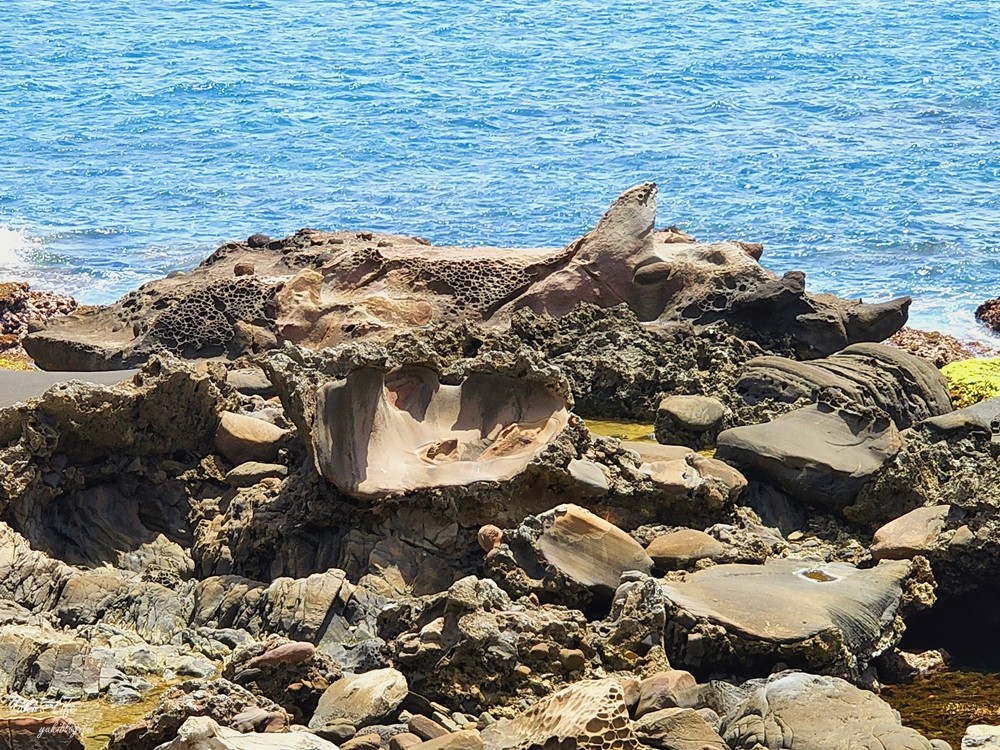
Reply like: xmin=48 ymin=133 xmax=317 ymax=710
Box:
xmin=480 ymin=678 xmax=642 ymax=750
xmin=659 ymin=558 xmax=922 ymax=677
xmin=23 ymin=185 xmax=909 ymax=371
xmin=735 ymin=342 xmax=952 ymax=429
xmin=716 ymin=402 xmax=902 ymax=514
xmin=312 ymin=365 xmax=570 ymax=498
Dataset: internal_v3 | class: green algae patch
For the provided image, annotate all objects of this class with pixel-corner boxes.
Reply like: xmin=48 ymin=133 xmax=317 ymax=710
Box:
xmin=941 ymin=358 xmax=1000 ymax=407
xmin=882 ymin=671 xmax=1000 ymax=748
xmin=585 ymin=419 xmax=655 ymax=442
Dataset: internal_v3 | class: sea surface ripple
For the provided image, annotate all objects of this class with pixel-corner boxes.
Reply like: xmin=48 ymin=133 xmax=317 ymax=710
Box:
xmin=1 ymin=0 xmax=998 ymax=337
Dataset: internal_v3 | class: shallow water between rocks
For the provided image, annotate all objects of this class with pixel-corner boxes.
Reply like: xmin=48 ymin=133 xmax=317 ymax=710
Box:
xmin=584 ymin=419 xmax=655 ymax=442
xmin=882 ymin=671 xmax=1000 ymax=749
xmin=0 ymin=678 xmax=179 ymax=750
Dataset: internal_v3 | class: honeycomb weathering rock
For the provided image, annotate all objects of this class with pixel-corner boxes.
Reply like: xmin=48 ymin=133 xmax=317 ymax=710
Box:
xmin=24 ymin=184 xmax=909 ymax=371
xmin=312 ymin=365 xmax=570 ymax=498
xmin=480 ymin=678 xmax=642 ymax=750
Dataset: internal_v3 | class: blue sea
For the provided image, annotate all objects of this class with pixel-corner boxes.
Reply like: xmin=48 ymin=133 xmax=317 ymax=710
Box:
xmin=1 ymin=1 xmax=998 ymax=338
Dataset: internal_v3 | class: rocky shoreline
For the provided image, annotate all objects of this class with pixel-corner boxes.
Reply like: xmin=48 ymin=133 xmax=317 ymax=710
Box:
xmin=2 ymin=184 xmax=1000 ymax=749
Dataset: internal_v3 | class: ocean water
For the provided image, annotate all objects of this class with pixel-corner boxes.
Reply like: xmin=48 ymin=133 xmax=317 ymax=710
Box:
xmin=1 ymin=0 xmax=998 ymax=338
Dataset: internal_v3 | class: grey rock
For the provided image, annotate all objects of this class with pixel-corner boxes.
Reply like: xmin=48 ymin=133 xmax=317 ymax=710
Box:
xmin=716 ymin=403 xmax=902 ymax=514
xmin=735 ymin=343 xmax=951 ymax=429
xmin=719 ymin=671 xmax=935 ymax=749
xmin=659 ymin=558 xmax=918 ymax=678
xmin=226 ymin=367 xmax=276 ymax=398
xmin=566 ymin=458 xmax=610 ymax=496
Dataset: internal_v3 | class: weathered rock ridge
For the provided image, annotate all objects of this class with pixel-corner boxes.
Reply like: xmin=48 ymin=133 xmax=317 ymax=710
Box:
xmin=24 ymin=184 xmax=909 ymax=371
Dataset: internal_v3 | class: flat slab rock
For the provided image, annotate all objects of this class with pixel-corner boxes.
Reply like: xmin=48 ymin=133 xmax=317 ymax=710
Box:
xmin=716 ymin=403 xmax=902 ymax=514
xmin=661 ymin=558 xmax=913 ymax=673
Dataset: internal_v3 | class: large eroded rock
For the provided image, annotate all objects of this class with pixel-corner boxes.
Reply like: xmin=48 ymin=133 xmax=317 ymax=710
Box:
xmin=736 ymin=342 xmax=952 ymax=429
xmin=312 ymin=365 xmax=570 ymax=498
xmin=24 ymin=185 xmax=908 ymax=371
xmin=716 ymin=402 xmax=902 ymax=514
xmin=719 ymin=671 xmax=938 ymax=749
xmin=659 ymin=558 xmax=918 ymax=677
xmin=480 ymin=678 xmax=642 ymax=750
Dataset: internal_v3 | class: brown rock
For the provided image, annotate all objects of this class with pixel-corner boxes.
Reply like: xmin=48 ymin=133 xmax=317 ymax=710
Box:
xmin=214 ymin=411 xmax=288 ymax=465
xmin=234 ymin=261 xmax=256 ymax=276
xmin=635 ymin=670 xmax=699 ymax=718
xmin=633 ymin=707 xmax=727 ymax=750
xmin=871 ymin=505 xmax=950 ymax=560
xmin=977 ymin=298 xmax=1000 ymax=335
xmin=409 ymin=714 xmax=449 ymax=740
xmin=341 ymin=735 xmax=382 ymax=750
xmin=646 ymin=529 xmax=726 ymax=570
xmin=412 ymin=729 xmax=484 ymax=749
xmin=477 ymin=525 xmax=504 ymax=553
xmin=535 ymin=504 xmax=653 ymax=594
xmin=391 ymin=735 xmax=425 ymax=750
xmin=0 ymin=717 xmax=84 ymax=750
xmin=313 ymin=366 xmax=569 ymax=499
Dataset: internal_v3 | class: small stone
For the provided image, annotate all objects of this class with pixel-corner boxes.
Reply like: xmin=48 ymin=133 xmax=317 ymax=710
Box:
xmin=477 ymin=525 xmax=503 ymax=553
xmin=215 ymin=411 xmax=288 ymax=465
xmin=225 ymin=461 xmax=289 ymax=488
xmin=646 ymin=529 xmax=725 ymax=570
xmin=871 ymin=505 xmax=950 ymax=560
xmin=226 ymin=367 xmax=276 ymax=397
xmin=658 ymin=394 xmax=727 ymax=432
xmin=514 ymin=665 xmax=532 ymax=677
xmin=558 ymin=648 xmax=586 ymax=672
xmin=409 ymin=714 xmax=449 ymax=740
xmin=567 ymin=458 xmax=610 ymax=496
xmin=341 ymin=734 xmax=381 ymax=750
xmin=247 ymin=233 xmax=271 ymax=248
xmin=234 ymin=261 xmax=256 ymax=276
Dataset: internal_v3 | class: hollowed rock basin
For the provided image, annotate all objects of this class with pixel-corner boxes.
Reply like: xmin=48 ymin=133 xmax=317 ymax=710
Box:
xmin=313 ymin=365 xmax=570 ymax=498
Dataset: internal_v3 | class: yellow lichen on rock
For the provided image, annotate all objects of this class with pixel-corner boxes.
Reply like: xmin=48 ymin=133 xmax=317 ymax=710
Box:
xmin=0 ymin=354 xmax=33 ymax=371
xmin=940 ymin=357 xmax=1000 ymax=407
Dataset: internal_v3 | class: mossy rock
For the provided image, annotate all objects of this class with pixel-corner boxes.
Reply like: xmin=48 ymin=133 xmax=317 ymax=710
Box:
xmin=941 ymin=357 xmax=1000 ymax=407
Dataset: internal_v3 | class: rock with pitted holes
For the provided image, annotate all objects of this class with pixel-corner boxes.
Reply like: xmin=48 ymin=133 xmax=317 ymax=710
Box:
xmin=480 ymin=678 xmax=642 ymax=750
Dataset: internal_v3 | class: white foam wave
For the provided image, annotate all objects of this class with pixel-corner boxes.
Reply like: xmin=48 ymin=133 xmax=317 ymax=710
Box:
xmin=0 ymin=225 xmax=37 ymax=268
